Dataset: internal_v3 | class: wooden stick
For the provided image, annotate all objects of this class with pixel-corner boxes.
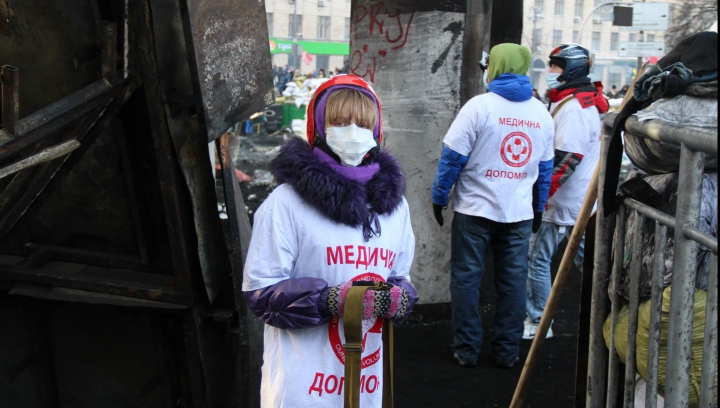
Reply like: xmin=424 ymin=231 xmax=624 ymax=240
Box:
xmin=510 ymin=164 xmax=600 ymax=408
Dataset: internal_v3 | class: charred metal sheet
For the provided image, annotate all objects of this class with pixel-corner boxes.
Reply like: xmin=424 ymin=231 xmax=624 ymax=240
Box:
xmin=179 ymin=0 xmax=274 ymax=142
xmin=9 ymin=284 xmax=188 ymax=309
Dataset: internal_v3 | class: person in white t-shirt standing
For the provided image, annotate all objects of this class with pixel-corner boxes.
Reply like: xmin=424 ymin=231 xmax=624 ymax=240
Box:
xmin=523 ymin=43 xmax=609 ymax=340
xmin=431 ymin=43 xmax=555 ymax=369
xmin=242 ymin=75 xmax=418 ymax=408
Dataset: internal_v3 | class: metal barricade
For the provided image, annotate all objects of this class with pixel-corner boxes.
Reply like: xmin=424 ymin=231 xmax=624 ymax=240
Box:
xmin=587 ymin=112 xmax=718 ymax=407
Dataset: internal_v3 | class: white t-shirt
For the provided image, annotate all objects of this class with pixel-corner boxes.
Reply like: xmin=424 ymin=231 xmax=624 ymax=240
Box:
xmin=544 ymin=95 xmax=601 ymax=226
xmin=443 ymin=92 xmax=555 ymax=222
xmin=242 ymin=183 xmax=415 ymax=408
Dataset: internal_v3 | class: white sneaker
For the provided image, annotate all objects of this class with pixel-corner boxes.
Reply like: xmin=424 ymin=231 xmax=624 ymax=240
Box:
xmin=522 ymin=318 xmax=553 ymax=340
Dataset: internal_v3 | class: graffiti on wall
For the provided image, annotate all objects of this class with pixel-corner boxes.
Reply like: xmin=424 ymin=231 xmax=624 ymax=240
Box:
xmin=351 ymin=2 xmax=416 ymax=82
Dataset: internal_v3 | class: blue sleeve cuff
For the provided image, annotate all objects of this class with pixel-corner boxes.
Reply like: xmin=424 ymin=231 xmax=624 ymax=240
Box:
xmin=536 ymin=158 xmax=553 ymax=211
xmin=432 ymin=145 xmax=469 ymax=206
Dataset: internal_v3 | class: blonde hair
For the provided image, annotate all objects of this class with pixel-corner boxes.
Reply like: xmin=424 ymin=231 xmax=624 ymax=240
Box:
xmin=324 ymin=89 xmax=377 ymax=132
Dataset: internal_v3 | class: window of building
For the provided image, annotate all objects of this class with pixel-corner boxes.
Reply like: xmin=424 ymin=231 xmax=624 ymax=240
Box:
xmin=574 ymin=0 xmax=583 ymax=18
xmin=289 ymin=14 xmax=302 ymax=39
xmin=592 ymin=31 xmax=601 ymax=50
xmin=647 ymin=33 xmax=655 ymax=42
xmin=344 ymin=17 xmax=350 ymax=40
xmin=553 ymin=30 xmax=562 ymax=46
xmin=610 ymin=32 xmax=618 ymax=51
xmin=535 ymin=0 xmax=544 ymax=10
xmin=594 ymin=0 xmax=609 ymax=19
xmin=573 ymin=30 xmax=579 ymax=42
xmin=532 ymin=29 xmax=543 ymax=52
xmin=555 ymin=0 xmax=564 ymax=16
xmin=316 ymin=55 xmax=329 ymax=72
xmin=629 ymin=33 xmax=637 ymax=42
xmin=266 ymin=13 xmax=273 ymax=37
xmin=317 ymin=16 xmax=330 ymax=39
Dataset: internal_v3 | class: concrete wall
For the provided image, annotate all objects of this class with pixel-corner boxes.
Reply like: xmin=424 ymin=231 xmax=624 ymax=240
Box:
xmin=350 ymin=0 xmax=466 ymax=304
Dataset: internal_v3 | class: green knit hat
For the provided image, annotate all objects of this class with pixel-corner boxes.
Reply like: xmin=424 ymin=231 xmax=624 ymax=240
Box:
xmin=488 ymin=43 xmax=532 ymax=82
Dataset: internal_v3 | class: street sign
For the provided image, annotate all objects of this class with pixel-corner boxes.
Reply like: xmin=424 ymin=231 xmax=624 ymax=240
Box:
xmin=618 ymin=41 xmax=665 ymax=57
xmin=619 ymin=3 xmax=669 ymax=31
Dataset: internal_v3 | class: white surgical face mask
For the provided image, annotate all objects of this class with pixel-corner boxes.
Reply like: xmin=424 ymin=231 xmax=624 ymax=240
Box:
xmin=546 ymin=73 xmax=563 ymax=89
xmin=483 ymin=70 xmax=489 ymax=88
xmin=325 ymin=124 xmax=377 ymax=167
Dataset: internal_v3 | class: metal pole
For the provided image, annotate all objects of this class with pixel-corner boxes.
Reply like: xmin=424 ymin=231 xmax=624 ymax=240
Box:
xmin=587 ymin=131 xmax=614 ymax=408
xmin=577 ymin=2 xmax=630 ymax=44
xmin=605 ymin=205 xmax=627 ymax=408
xmin=623 ymin=212 xmax=644 ymax=407
xmin=636 ymin=0 xmax=646 ymax=73
xmin=664 ymin=144 xmax=705 ymax=406
xmin=293 ymin=0 xmax=298 ymax=69
xmin=645 ymin=222 xmax=667 ymax=408
xmin=699 ymin=254 xmax=718 ymax=408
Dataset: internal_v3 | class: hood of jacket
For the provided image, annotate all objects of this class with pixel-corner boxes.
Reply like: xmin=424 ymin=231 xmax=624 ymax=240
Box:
xmin=271 ymin=137 xmax=406 ymax=228
xmin=488 ymin=74 xmax=533 ymax=102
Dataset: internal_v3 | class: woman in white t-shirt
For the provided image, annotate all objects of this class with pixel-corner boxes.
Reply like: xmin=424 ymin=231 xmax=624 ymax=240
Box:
xmin=242 ymin=74 xmax=418 ymax=408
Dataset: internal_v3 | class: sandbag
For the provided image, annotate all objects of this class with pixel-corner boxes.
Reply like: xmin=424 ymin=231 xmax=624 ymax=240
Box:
xmin=613 ymin=172 xmax=718 ymax=303
xmin=625 ymin=94 xmax=718 ymax=174
xmin=603 ymin=287 xmax=717 ymax=407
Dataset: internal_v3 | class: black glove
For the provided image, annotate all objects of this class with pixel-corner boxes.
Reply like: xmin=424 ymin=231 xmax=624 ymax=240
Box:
xmin=433 ymin=204 xmax=445 ymax=227
xmin=532 ymin=211 xmax=543 ymax=233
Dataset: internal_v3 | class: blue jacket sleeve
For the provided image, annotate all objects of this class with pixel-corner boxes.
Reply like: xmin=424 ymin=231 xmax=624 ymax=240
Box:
xmin=243 ymin=277 xmax=331 ymax=329
xmin=535 ymin=158 xmax=553 ymax=211
xmin=432 ymin=145 xmax=469 ymax=206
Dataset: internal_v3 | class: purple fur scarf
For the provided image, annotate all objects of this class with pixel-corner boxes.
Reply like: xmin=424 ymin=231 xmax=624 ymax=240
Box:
xmin=271 ymin=137 xmax=406 ymax=228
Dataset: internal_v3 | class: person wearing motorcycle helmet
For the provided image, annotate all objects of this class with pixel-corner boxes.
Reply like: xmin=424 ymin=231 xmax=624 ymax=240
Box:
xmin=242 ymin=74 xmax=418 ymax=408
xmin=524 ymin=43 xmax=607 ymax=341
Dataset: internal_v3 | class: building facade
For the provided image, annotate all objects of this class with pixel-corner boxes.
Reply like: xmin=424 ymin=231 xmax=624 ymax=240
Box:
xmin=520 ymin=0 xmax=679 ymax=96
xmin=265 ymin=0 xmax=351 ymax=74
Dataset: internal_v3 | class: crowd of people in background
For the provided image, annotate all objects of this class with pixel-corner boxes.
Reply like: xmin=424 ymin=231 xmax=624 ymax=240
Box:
xmin=272 ymin=60 xmax=349 ymax=95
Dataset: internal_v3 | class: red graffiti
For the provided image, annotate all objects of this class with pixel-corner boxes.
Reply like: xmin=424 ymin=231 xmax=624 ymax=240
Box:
xmin=350 ymin=50 xmax=377 ymax=83
xmin=369 ymin=3 xmax=386 ymax=35
xmin=350 ymin=2 xmax=416 ymax=82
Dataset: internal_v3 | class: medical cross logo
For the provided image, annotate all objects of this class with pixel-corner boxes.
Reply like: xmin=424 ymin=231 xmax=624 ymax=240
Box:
xmin=500 ymin=132 xmax=532 ymax=168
